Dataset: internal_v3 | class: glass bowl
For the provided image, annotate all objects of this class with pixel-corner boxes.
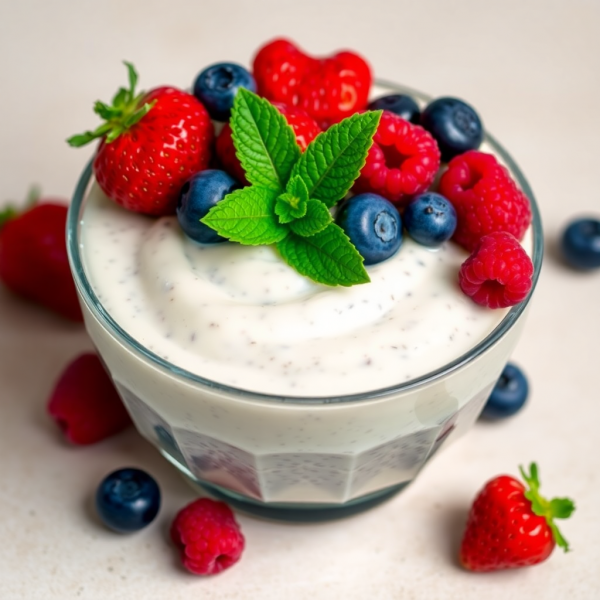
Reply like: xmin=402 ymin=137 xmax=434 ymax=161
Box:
xmin=67 ymin=82 xmax=543 ymax=521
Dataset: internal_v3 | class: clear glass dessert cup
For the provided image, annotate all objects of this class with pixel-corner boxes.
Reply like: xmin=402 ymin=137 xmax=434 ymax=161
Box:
xmin=67 ymin=82 xmax=543 ymax=521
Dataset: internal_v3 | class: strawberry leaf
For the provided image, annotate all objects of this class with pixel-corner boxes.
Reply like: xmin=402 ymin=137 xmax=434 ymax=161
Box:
xmin=519 ymin=462 xmax=576 ymax=553
xmin=290 ymin=110 xmax=381 ymax=207
xmin=201 ymin=186 xmax=288 ymax=246
xmin=231 ymin=88 xmax=300 ymax=192
xmin=276 ymin=223 xmax=369 ymax=286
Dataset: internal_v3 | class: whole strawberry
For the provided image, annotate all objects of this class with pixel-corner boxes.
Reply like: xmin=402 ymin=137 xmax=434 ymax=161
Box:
xmin=460 ymin=463 xmax=575 ymax=571
xmin=68 ymin=62 xmax=214 ymax=216
xmin=0 ymin=199 xmax=83 ymax=321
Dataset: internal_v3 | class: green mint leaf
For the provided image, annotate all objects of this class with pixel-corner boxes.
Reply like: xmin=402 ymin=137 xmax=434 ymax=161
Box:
xmin=231 ymin=88 xmax=300 ymax=192
xmin=277 ymin=223 xmax=370 ymax=286
xmin=201 ymin=186 xmax=288 ymax=246
xmin=289 ymin=199 xmax=332 ymax=237
xmin=290 ymin=110 xmax=381 ymax=207
xmin=275 ymin=176 xmax=309 ymax=223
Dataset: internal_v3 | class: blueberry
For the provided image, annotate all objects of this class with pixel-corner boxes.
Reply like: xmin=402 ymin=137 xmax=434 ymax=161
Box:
xmin=481 ymin=363 xmax=529 ymax=420
xmin=95 ymin=468 xmax=161 ymax=533
xmin=421 ymin=97 xmax=483 ymax=161
xmin=177 ymin=169 xmax=240 ymax=244
xmin=367 ymin=94 xmax=420 ymax=124
xmin=561 ymin=217 xmax=600 ymax=270
xmin=193 ymin=62 xmax=256 ymax=121
xmin=336 ymin=193 xmax=402 ymax=265
xmin=404 ymin=192 xmax=457 ymax=247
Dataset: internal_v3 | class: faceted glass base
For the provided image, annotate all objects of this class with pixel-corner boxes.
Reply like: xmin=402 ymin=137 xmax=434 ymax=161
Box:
xmin=162 ymin=448 xmax=410 ymax=522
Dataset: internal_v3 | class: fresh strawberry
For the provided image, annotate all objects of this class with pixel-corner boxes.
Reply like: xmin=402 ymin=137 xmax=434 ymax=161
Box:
xmin=0 ymin=199 xmax=83 ymax=321
xmin=68 ymin=62 xmax=214 ymax=216
xmin=460 ymin=463 xmax=575 ymax=571
xmin=47 ymin=353 xmax=132 ymax=445
xmin=253 ymin=38 xmax=372 ymax=128
xmin=216 ymin=102 xmax=321 ymax=184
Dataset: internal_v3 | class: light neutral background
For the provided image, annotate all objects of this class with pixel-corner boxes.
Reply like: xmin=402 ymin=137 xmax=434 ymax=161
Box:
xmin=1 ymin=1 xmax=599 ymax=598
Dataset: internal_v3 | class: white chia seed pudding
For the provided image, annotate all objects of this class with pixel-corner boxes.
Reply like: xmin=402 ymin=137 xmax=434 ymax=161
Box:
xmin=80 ymin=182 xmax=527 ymax=397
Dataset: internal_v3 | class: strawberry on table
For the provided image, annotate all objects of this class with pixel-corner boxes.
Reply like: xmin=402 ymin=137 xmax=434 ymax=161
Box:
xmin=460 ymin=463 xmax=575 ymax=571
xmin=0 ymin=196 xmax=83 ymax=322
xmin=253 ymin=38 xmax=372 ymax=129
xmin=68 ymin=62 xmax=214 ymax=216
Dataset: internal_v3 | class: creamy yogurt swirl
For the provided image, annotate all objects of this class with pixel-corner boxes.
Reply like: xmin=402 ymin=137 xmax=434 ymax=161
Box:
xmin=80 ymin=182 xmax=518 ymax=396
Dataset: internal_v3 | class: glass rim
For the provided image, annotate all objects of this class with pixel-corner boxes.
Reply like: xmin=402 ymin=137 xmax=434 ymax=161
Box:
xmin=67 ymin=80 xmax=544 ymax=406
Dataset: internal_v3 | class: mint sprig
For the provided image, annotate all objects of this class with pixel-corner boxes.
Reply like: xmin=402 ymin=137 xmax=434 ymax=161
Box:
xmin=202 ymin=90 xmax=382 ymax=286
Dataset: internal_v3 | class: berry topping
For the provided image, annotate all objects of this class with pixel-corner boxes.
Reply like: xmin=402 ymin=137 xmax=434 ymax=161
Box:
xmin=253 ymin=38 xmax=371 ymax=128
xmin=353 ymin=111 xmax=441 ymax=207
xmin=368 ymin=94 xmax=421 ymax=124
xmin=460 ymin=463 xmax=575 ymax=571
xmin=96 ymin=468 xmax=161 ymax=533
xmin=0 ymin=200 xmax=82 ymax=321
xmin=403 ymin=192 xmax=457 ymax=247
xmin=193 ymin=62 xmax=256 ymax=121
xmin=68 ymin=62 xmax=214 ymax=216
xmin=177 ymin=170 xmax=241 ymax=244
xmin=561 ymin=217 xmax=600 ymax=269
xmin=216 ymin=102 xmax=321 ymax=185
xmin=336 ymin=193 xmax=402 ymax=265
xmin=458 ymin=232 xmax=534 ymax=309
xmin=171 ymin=498 xmax=245 ymax=575
xmin=421 ymin=97 xmax=483 ymax=161
xmin=47 ymin=353 xmax=132 ymax=445
xmin=439 ymin=150 xmax=532 ymax=251
xmin=481 ymin=363 xmax=529 ymax=419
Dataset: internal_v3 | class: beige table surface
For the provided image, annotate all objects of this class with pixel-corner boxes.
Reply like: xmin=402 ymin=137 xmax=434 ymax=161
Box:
xmin=1 ymin=1 xmax=599 ymax=598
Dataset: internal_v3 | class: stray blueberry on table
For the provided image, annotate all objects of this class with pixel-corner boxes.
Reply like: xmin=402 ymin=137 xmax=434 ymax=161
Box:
xmin=193 ymin=62 xmax=256 ymax=121
xmin=95 ymin=468 xmax=161 ymax=533
xmin=421 ymin=97 xmax=483 ymax=162
xmin=336 ymin=193 xmax=402 ymax=265
xmin=403 ymin=192 xmax=457 ymax=247
xmin=177 ymin=169 xmax=241 ymax=244
xmin=367 ymin=94 xmax=421 ymax=124
xmin=561 ymin=217 xmax=600 ymax=270
xmin=481 ymin=363 xmax=529 ymax=419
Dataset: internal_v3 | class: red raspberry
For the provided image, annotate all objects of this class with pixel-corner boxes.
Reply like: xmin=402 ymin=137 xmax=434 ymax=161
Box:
xmin=353 ymin=111 xmax=441 ymax=207
xmin=253 ymin=38 xmax=371 ymax=128
xmin=170 ymin=498 xmax=245 ymax=575
xmin=0 ymin=201 xmax=83 ymax=321
xmin=458 ymin=232 xmax=534 ymax=308
xmin=216 ymin=102 xmax=321 ymax=183
xmin=439 ymin=150 xmax=532 ymax=252
xmin=47 ymin=353 xmax=132 ymax=444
